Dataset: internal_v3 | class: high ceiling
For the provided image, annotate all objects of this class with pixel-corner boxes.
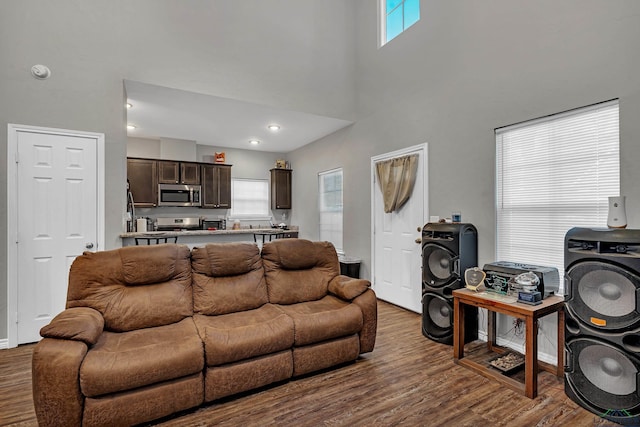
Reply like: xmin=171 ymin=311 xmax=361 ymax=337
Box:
xmin=124 ymin=80 xmax=353 ymax=153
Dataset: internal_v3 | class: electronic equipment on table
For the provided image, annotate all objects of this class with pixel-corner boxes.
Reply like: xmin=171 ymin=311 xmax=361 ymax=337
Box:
xmin=482 ymin=261 xmax=560 ymax=303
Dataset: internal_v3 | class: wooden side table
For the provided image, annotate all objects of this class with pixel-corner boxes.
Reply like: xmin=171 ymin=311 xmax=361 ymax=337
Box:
xmin=452 ymin=288 xmax=564 ymax=398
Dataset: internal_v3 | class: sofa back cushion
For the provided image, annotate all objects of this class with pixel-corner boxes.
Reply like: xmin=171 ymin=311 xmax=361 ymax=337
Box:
xmin=191 ymin=242 xmax=268 ymax=315
xmin=66 ymin=244 xmax=193 ymax=332
xmin=262 ymin=239 xmax=340 ymax=304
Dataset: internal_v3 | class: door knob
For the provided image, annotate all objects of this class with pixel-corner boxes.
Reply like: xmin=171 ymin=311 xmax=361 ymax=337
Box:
xmin=85 ymin=242 xmax=94 ymax=249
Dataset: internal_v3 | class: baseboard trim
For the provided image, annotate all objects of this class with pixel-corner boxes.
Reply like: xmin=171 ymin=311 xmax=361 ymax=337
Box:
xmin=0 ymin=339 xmax=8 ymax=350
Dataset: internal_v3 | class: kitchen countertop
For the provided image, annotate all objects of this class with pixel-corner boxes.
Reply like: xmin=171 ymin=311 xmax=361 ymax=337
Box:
xmin=120 ymin=227 xmax=298 ymax=239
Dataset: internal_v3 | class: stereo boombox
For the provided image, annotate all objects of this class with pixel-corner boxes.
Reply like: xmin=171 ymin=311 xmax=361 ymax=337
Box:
xmin=482 ymin=261 xmax=560 ymax=298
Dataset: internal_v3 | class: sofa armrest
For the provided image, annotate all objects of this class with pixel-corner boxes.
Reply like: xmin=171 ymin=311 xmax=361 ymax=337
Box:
xmin=352 ymin=288 xmax=377 ymax=354
xmin=32 ymin=338 xmax=88 ymax=427
xmin=328 ymin=275 xmax=371 ymax=301
xmin=40 ymin=307 xmax=104 ymax=346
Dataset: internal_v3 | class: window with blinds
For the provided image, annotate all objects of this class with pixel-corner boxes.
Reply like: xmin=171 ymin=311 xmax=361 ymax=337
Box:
xmin=496 ymin=100 xmax=620 ymax=292
xmin=230 ymin=178 xmax=269 ymax=218
xmin=319 ymin=168 xmax=343 ymax=253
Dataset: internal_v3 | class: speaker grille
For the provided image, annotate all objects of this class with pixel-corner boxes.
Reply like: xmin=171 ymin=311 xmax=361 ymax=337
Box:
xmin=422 ymin=244 xmax=456 ymax=288
xmin=566 ymin=261 xmax=640 ymax=330
xmin=578 ymin=344 xmax=636 ymax=396
xmin=427 ymin=297 xmax=452 ymax=329
xmin=421 ymin=292 xmax=478 ymax=345
xmin=580 ymin=270 xmax=635 ymax=318
xmin=566 ymin=338 xmax=640 ymax=413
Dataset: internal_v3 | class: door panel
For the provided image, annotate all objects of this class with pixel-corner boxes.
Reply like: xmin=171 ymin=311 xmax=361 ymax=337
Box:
xmin=372 ymin=145 xmax=427 ymax=313
xmin=16 ymin=130 xmax=98 ymax=344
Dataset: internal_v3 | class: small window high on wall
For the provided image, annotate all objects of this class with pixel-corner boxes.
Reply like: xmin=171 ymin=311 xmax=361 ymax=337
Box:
xmin=380 ymin=0 xmax=420 ymax=45
xmin=496 ymin=100 xmax=620 ymax=293
xmin=319 ymin=168 xmax=343 ymax=253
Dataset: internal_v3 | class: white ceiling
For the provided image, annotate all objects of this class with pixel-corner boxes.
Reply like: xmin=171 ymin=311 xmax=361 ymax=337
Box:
xmin=124 ymin=80 xmax=353 ymax=153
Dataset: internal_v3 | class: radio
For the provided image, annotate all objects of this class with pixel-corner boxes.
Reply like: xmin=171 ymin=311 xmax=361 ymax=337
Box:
xmin=482 ymin=261 xmax=560 ymax=298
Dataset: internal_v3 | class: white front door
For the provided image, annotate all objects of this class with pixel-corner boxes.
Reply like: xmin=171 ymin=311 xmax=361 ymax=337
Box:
xmin=371 ymin=144 xmax=428 ymax=313
xmin=8 ymin=125 xmax=104 ymax=346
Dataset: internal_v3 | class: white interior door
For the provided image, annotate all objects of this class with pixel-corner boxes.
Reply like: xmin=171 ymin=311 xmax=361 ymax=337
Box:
xmin=8 ymin=125 xmax=104 ymax=346
xmin=371 ymin=144 xmax=428 ymax=313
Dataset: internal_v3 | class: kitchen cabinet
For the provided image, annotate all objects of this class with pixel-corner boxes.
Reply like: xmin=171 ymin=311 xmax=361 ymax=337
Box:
xmin=271 ymin=168 xmax=292 ymax=209
xmin=127 ymin=158 xmax=158 ymax=207
xmin=158 ymin=160 xmax=200 ymax=185
xmin=201 ymin=164 xmax=232 ymax=208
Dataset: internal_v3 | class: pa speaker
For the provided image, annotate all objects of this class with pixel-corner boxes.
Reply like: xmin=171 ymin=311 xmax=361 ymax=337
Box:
xmin=565 ymin=308 xmax=640 ymax=424
xmin=565 ymin=227 xmax=640 ymax=331
xmin=422 ymin=292 xmax=477 ymax=345
xmin=564 ymin=227 xmax=640 ymax=425
xmin=422 ymin=223 xmax=478 ymax=296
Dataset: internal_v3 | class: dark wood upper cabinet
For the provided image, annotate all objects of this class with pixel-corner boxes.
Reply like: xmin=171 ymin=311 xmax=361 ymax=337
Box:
xmin=127 ymin=158 xmax=158 ymax=207
xmin=181 ymin=162 xmax=200 ymax=185
xmin=201 ymin=164 xmax=232 ymax=209
xmin=158 ymin=160 xmax=200 ymax=185
xmin=271 ymin=168 xmax=292 ymax=209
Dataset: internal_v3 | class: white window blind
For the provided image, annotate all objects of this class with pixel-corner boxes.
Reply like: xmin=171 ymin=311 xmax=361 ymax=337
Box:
xmin=230 ymin=179 xmax=269 ymax=218
xmin=496 ymin=100 xmax=620 ymax=292
xmin=319 ymin=168 xmax=343 ymax=253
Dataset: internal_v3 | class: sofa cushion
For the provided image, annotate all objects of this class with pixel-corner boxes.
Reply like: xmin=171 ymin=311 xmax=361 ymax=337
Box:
xmin=79 ymin=318 xmax=204 ymax=397
xmin=120 ymin=244 xmax=177 ymax=285
xmin=262 ymin=239 xmax=340 ymax=304
xmin=194 ymin=304 xmax=294 ymax=366
xmin=191 ymin=243 xmax=268 ymax=315
xmin=192 ymin=242 xmax=263 ymax=277
xmin=276 ymin=295 xmax=364 ymax=346
xmin=66 ymin=244 xmax=193 ymax=332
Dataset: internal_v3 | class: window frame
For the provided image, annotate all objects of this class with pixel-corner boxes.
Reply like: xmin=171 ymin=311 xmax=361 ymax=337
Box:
xmin=229 ymin=178 xmax=270 ymax=220
xmin=495 ymin=100 xmax=620 ymax=294
xmin=379 ymin=0 xmax=420 ymax=46
xmin=318 ymin=168 xmax=344 ymax=254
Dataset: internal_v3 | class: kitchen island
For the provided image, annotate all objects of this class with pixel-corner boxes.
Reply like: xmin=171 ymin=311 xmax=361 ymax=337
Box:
xmin=120 ymin=227 xmax=298 ymax=248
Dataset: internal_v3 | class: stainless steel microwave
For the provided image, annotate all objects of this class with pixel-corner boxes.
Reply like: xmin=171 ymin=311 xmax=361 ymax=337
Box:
xmin=158 ymin=184 xmax=202 ymax=207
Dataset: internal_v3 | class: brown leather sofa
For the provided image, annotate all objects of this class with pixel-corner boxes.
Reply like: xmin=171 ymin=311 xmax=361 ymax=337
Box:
xmin=32 ymin=239 xmax=377 ymax=426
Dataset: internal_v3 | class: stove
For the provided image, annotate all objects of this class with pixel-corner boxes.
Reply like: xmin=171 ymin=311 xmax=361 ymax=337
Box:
xmin=156 ymin=217 xmax=201 ymax=231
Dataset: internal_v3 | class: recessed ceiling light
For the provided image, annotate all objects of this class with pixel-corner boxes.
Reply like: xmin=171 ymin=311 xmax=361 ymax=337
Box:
xmin=126 ymin=102 xmax=133 ymax=109
xmin=249 ymin=139 xmax=261 ymax=145
xmin=127 ymin=124 xmax=137 ymax=130
xmin=267 ymin=124 xmax=280 ymax=131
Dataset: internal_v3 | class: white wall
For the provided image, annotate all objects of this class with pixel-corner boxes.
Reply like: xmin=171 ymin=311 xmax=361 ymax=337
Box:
xmin=289 ymin=0 xmax=640 ymax=360
xmin=0 ymin=0 xmax=356 ymax=341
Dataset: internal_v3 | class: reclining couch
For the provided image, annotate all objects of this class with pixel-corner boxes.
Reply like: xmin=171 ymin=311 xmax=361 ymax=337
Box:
xmin=32 ymin=239 xmax=377 ymax=426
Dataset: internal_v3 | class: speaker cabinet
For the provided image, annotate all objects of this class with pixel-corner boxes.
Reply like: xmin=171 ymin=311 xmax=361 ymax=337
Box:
xmin=564 ymin=227 xmax=640 ymax=425
xmin=421 ymin=223 xmax=478 ymax=344
xmin=422 ymin=223 xmax=478 ymax=296
xmin=422 ymin=292 xmax=478 ymax=345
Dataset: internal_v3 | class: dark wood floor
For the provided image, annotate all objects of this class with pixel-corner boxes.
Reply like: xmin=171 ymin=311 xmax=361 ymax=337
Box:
xmin=0 ymin=301 xmax=617 ymax=426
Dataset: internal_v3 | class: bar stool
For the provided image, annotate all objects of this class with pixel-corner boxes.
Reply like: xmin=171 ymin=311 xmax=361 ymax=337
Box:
xmin=134 ymin=236 xmax=178 ymax=245
xmin=253 ymin=231 xmax=285 ymax=244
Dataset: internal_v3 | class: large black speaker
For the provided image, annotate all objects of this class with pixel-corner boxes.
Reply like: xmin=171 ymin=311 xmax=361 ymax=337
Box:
xmin=421 ymin=223 xmax=478 ymax=344
xmin=564 ymin=227 xmax=640 ymax=425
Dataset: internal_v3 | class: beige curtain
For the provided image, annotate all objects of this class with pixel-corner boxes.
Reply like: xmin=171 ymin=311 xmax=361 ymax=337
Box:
xmin=375 ymin=154 xmax=419 ymax=213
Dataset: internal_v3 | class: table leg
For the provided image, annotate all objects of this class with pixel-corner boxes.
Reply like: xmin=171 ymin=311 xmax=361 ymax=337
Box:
xmin=487 ymin=310 xmax=497 ymax=352
xmin=525 ymin=316 xmax=539 ymax=398
xmin=453 ymin=297 xmax=464 ymax=360
xmin=557 ymin=308 xmax=565 ymax=377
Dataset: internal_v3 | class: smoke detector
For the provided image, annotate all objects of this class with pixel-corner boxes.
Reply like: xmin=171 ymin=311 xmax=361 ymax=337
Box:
xmin=31 ymin=64 xmax=51 ymax=80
